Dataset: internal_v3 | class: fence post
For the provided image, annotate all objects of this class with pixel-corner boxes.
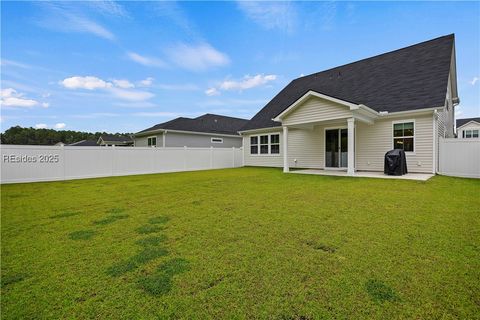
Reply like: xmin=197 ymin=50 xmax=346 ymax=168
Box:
xmin=111 ymin=145 xmax=115 ymax=176
xmin=61 ymin=144 xmax=66 ymax=180
xmin=183 ymin=146 xmax=187 ymax=170
xmin=210 ymin=146 xmax=214 ymax=169
xmin=232 ymin=147 xmax=235 ymax=167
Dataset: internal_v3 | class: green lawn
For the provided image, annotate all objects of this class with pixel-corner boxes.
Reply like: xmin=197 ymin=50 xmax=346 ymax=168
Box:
xmin=1 ymin=168 xmax=479 ymax=319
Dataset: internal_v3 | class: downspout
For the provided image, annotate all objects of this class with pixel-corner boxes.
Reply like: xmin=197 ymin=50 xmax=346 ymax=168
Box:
xmin=163 ymin=130 xmax=167 ymax=148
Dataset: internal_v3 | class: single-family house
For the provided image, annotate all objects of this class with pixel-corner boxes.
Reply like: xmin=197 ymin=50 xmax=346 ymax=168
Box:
xmin=239 ymin=34 xmax=459 ymax=175
xmin=134 ymin=114 xmax=248 ymax=148
xmin=97 ymin=134 xmax=133 ymax=146
xmin=69 ymin=139 xmax=98 ymax=146
xmin=456 ymin=117 xmax=480 ymax=139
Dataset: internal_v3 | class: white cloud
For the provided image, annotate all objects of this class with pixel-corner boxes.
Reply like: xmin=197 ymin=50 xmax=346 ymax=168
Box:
xmin=38 ymin=3 xmax=116 ymax=41
xmin=237 ymin=1 xmax=297 ymax=33
xmin=113 ymin=79 xmax=135 ymax=89
xmin=61 ymin=76 xmax=113 ymax=90
xmin=156 ymin=83 xmax=199 ymax=91
xmin=0 ymin=59 xmax=31 ymax=69
xmin=139 ymin=77 xmax=154 ymax=87
xmin=85 ymin=0 xmax=128 ymax=18
xmin=469 ymin=77 xmax=478 ymax=85
xmin=109 ymin=88 xmax=154 ymax=101
xmin=42 ymin=102 xmax=50 ymax=108
xmin=219 ymin=74 xmax=277 ymax=91
xmin=54 ymin=123 xmax=66 ymax=129
xmin=127 ymin=52 xmax=166 ymax=67
xmin=61 ymin=76 xmax=155 ymax=101
xmin=205 ymin=88 xmax=220 ymax=96
xmin=35 ymin=123 xmax=48 ymax=129
xmin=0 ymin=88 xmax=39 ymax=108
xmin=165 ymin=43 xmax=230 ymax=71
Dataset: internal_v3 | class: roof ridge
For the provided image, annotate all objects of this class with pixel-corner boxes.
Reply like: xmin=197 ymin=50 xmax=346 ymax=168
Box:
xmin=198 ymin=113 xmax=248 ymax=121
xmin=297 ymin=34 xmax=454 ymax=81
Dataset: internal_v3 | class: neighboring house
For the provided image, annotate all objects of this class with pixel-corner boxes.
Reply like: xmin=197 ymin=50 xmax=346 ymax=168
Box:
xmin=239 ymin=34 xmax=459 ymax=175
xmin=456 ymin=117 xmax=480 ymax=139
xmin=97 ymin=134 xmax=133 ymax=146
xmin=134 ymin=114 xmax=248 ymax=148
xmin=69 ymin=140 xmax=98 ymax=146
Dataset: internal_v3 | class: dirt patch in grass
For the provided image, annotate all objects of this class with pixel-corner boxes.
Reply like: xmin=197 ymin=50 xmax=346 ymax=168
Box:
xmin=93 ymin=214 xmax=129 ymax=226
xmin=136 ymin=225 xmax=163 ymax=234
xmin=138 ymin=258 xmax=190 ymax=296
xmin=365 ymin=279 xmax=398 ymax=302
xmin=50 ymin=211 xmax=81 ymax=219
xmin=69 ymin=230 xmax=96 ymax=240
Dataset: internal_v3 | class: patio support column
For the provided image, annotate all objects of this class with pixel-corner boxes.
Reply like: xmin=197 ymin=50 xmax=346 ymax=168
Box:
xmin=347 ymin=118 xmax=355 ymax=176
xmin=283 ymin=126 xmax=289 ymax=173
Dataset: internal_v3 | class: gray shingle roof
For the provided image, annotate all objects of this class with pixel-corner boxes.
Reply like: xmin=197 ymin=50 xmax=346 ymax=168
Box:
xmin=456 ymin=117 xmax=480 ymax=128
xmin=241 ymin=34 xmax=455 ymax=131
xmin=69 ymin=140 xmax=98 ymax=146
xmin=100 ymin=134 xmax=133 ymax=143
xmin=137 ymin=114 xmax=248 ymax=136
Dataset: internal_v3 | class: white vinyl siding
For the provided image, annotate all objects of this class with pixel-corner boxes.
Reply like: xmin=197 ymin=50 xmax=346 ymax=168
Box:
xmin=356 ymin=114 xmax=434 ymax=173
xmin=281 ymin=96 xmax=352 ymax=126
xmin=243 ymin=132 xmax=284 ymax=167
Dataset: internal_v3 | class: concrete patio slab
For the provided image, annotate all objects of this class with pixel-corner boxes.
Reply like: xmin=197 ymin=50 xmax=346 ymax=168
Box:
xmin=290 ymin=169 xmax=434 ymax=181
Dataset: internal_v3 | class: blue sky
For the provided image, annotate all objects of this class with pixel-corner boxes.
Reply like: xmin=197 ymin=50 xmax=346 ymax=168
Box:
xmin=1 ymin=1 xmax=479 ymax=133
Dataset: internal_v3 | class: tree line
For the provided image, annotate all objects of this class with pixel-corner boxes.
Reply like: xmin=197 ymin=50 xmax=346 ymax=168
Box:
xmin=0 ymin=126 xmax=131 ymax=145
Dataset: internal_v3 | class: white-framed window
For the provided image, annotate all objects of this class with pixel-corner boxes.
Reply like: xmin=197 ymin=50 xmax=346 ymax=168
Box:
xmin=211 ymin=137 xmax=223 ymax=144
xmin=147 ymin=136 xmax=157 ymax=147
xmin=250 ymin=133 xmax=280 ymax=155
xmin=393 ymin=121 xmax=414 ymax=152
xmin=463 ymin=129 xmax=479 ymax=138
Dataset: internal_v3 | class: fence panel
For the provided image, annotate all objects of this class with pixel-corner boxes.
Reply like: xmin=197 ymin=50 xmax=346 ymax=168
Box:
xmin=438 ymin=138 xmax=480 ymax=178
xmin=1 ymin=145 xmax=244 ymax=184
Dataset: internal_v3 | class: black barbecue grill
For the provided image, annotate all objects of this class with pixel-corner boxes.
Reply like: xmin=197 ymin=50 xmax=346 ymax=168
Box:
xmin=384 ymin=149 xmax=408 ymax=176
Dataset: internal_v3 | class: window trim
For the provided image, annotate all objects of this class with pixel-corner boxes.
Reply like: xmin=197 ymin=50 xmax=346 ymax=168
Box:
xmin=249 ymin=132 xmax=281 ymax=156
xmin=211 ymin=137 xmax=224 ymax=144
xmin=391 ymin=120 xmax=415 ymax=154
xmin=147 ymin=135 xmax=157 ymax=147
xmin=463 ymin=129 xmax=479 ymax=139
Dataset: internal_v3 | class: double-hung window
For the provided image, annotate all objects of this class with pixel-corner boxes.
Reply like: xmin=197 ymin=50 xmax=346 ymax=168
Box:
xmin=250 ymin=134 xmax=280 ymax=155
xmin=393 ymin=121 xmax=414 ymax=152
xmin=147 ymin=136 xmax=157 ymax=147
xmin=463 ymin=129 xmax=479 ymax=138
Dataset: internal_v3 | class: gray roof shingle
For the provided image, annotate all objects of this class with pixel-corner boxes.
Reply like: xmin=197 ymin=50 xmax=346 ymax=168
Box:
xmin=100 ymin=134 xmax=133 ymax=143
xmin=241 ymin=34 xmax=455 ymax=131
xmin=137 ymin=114 xmax=248 ymax=136
xmin=456 ymin=117 xmax=480 ymax=128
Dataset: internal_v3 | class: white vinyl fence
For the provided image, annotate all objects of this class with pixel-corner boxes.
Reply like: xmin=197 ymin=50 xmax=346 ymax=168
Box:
xmin=438 ymin=138 xmax=480 ymax=178
xmin=0 ymin=145 xmax=244 ymax=184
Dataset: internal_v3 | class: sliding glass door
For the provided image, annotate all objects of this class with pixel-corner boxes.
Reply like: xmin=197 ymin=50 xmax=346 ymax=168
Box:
xmin=325 ymin=129 xmax=348 ymax=168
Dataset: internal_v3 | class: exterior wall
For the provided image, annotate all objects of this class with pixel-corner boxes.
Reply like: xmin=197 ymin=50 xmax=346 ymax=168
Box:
xmin=282 ymin=96 xmax=352 ymax=126
xmin=165 ymin=132 xmax=242 ymax=148
xmin=356 ymin=114 xmax=434 ymax=173
xmin=244 ymin=114 xmax=435 ymax=173
xmin=134 ymin=133 xmax=164 ymax=147
xmin=457 ymin=122 xmax=480 ymax=139
xmin=243 ymin=130 xmax=284 ymax=167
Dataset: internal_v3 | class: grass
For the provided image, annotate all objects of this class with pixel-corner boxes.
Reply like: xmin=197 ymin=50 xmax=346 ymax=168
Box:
xmin=1 ymin=167 xmax=479 ymax=319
